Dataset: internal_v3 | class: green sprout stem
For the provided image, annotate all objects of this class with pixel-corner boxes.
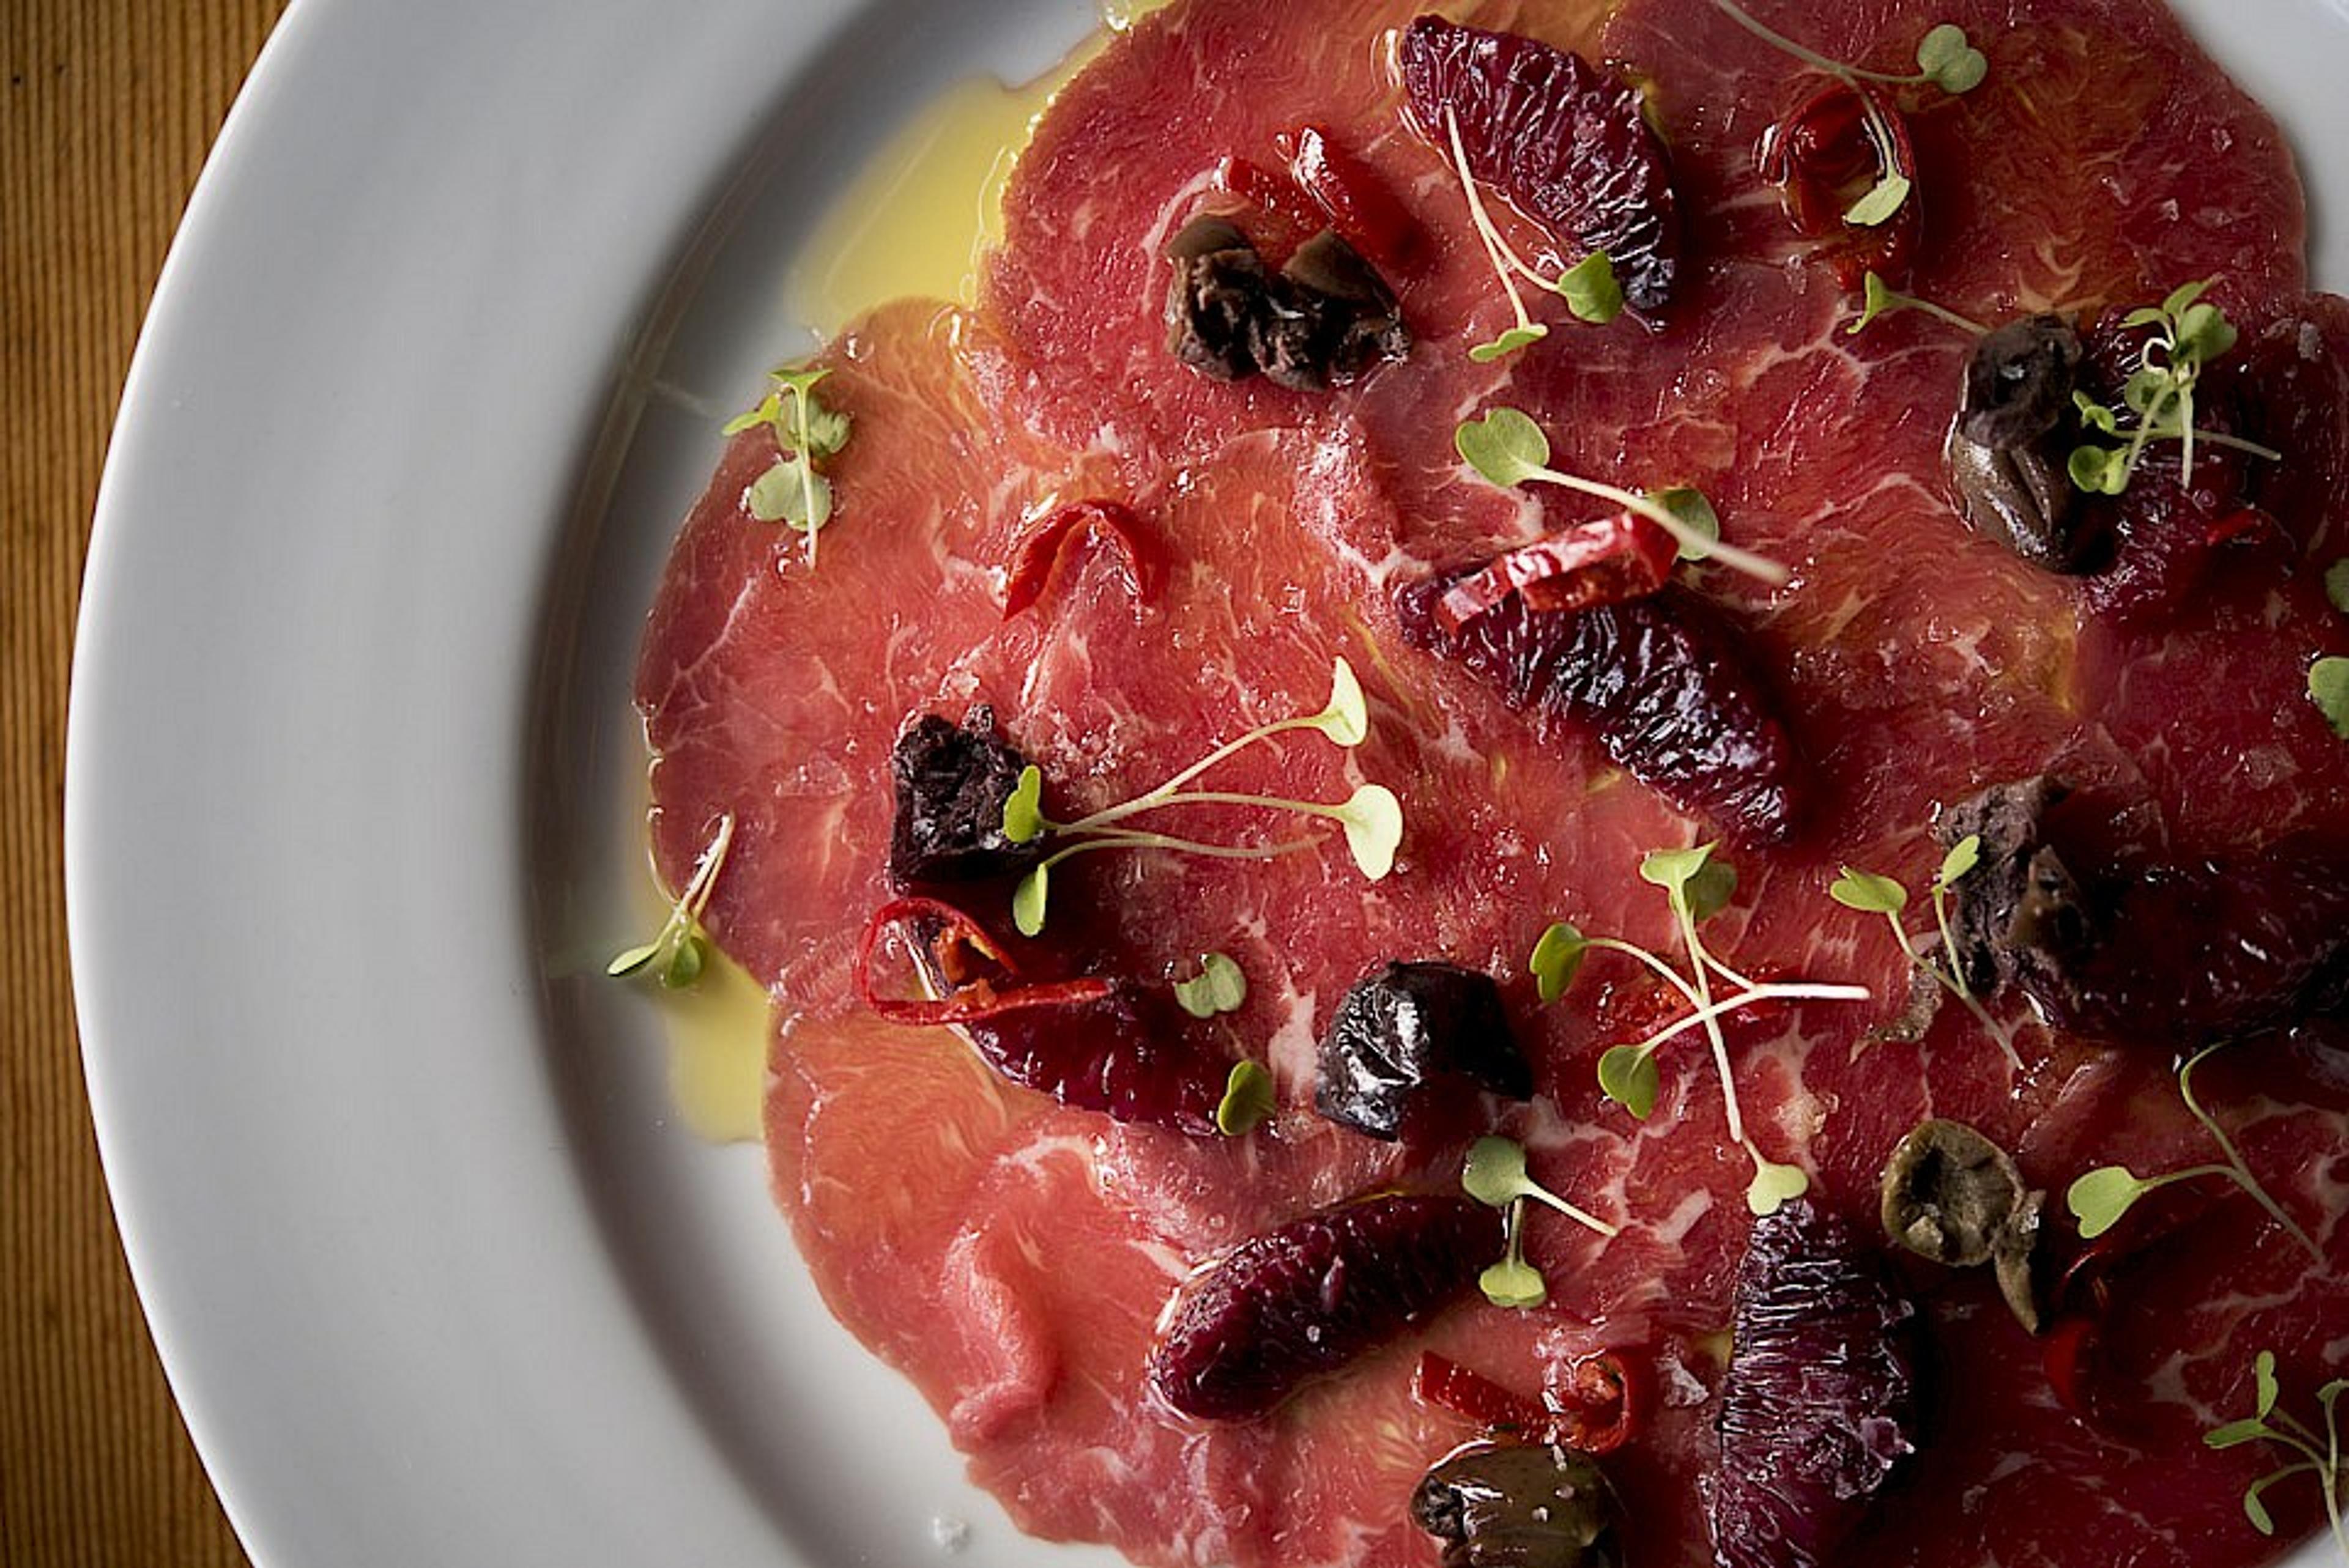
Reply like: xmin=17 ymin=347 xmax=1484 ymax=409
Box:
xmin=2178 ymin=1043 xmax=2323 ymax=1263
xmin=1066 ymin=786 xmax=1358 ymax=837
xmin=1710 ymin=0 xmax=1921 ymax=83
xmin=1629 ymin=978 xmax=1875 ymax=1062
xmin=1883 ymin=908 xmax=2022 ymax=1070
xmin=1445 ymin=106 xmax=1545 ymax=348
xmin=1033 ymin=830 xmax=1321 ymax=875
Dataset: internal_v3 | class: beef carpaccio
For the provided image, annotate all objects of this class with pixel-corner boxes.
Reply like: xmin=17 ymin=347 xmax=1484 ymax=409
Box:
xmin=631 ymin=1 xmax=2349 ymax=1564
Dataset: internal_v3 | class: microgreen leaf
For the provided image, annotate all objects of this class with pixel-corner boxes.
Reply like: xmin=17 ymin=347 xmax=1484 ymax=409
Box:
xmin=1843 ymin=171 xmax=1912 ymax=228
xmin=2204 ymin=1418 xmax=2274 ymax=1451
xmin=1746 ymin=1153 xmax=1810 ymax=1216
xmin=1529 ymin=920 xmax=1589 ymax=1004
xmin=1012 ymin=863 xmax=1049 ymax=937
xmin=1597 ymin=1043 xmax=1661 ymax=1120
xmin=1175 ymin=952 xmax=1248 ymax=1018
xmin=1650 ymin=486 xmax=1721 ymax=564
xmin=1455 ymin=406 xmax=1554 ymax=487
xmin=2243 ymin=1476 xmax=2280 ymax=1536
xmin=1463 ymin=1135 xmax=1534 ymax=1208
xmin=1480 ymin=1256 xmax=1549 ymax=1309
xmin=1914 ymin=23 xmax=1987 ymax=92
xmin=1638 ymin=843 xmax=1715 ymax=897
xmin=1684 ymin=857 xmax=1738 ymax=923
xmin=1310 ymin=657 xmax=1370 ymax=747
xmin=2068 ymin=444 xmax=2130 ymax=496
xmin=1003 ymin=764 xmax=1046 ymax=843
xmin=1335 ymin=783 xmax=1403 ymax=879
xmin=2066 ymin=1164 xmax=2150 ymax=1238
xmin=662 ymin=933 xmax=708 ymax=989
xmin=2324 ymin=559 xmax=2349 ymax=614
xmin=2254 ymin=1350 xmax=2280 ymax=1418
xmin=2073 ymin=391 xmax=2122 ymax=435
xmin=606 ymin=939 xmax=664 ymax=978
xmin=747 ymin=460 xmax=833 ymax=533
xmin=721 ymin=390 xmax=781 ymax=437
xmin=2310 ymin=656 xmax=2349 ymax=739
xmin=1830 ymin=866 xmax=1909 ymax=915
xmin=1556 ymin=251 xmax=1624 ymax=325
xmin=1215 ymin=1059 xmax=1275 ymax=1136
xmin=1469 ymin=324 xmax=1548 ymax=363
xmin=1935 ymin=833 xmax=1981 ymax=890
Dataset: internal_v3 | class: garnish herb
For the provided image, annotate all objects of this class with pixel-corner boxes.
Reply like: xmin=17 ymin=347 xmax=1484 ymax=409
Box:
xmin=1847 ymin=269 xmax=1989 ymax=337
xmin=1711 ymin=1 xmax=1987 ymax=225
xmin=1439 ymin=105 xmax=1627 ymax=363
xmin=1828 ymin=834 xmax=2020 ymax=1067
xmin=2327 ymin=559 xmax=2349 ymax=615
xmin=2313 ymin=657 xmax=2349 ymax=740
xmin=2067 ymin=279 xmax=2279 ymax=495
xmin=608 ymin=813 xmax=735 ymax=989
xmin=2202 ymin=1348 xmax=2348 ymax=1556
xmin=1530 ymin=844 xmax=1871 ymax=1216
xmin=1462 ymin=1135 xmax=1618 ymax=1309
xmin=1174 ymin=952 xmax=1248 ymax=1018
xmin=724 ymin=366 xmax=853 ymax=568
xmin=1455 ymin=407 xmax=1790 ymax=586
xmin=1215 ymin=1059 xmax=1276 ymax=1137
xmin=2065 ymin=1040 xmax=2322 ymax=1264
xmin=1002 ymin=659 xmax=1401 ymax=936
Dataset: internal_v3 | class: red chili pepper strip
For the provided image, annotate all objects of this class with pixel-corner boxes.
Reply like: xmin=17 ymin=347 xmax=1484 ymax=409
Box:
xmin=856 ymin=896 xmax=1112 ymax=1027
xmin=1278 ymin=124 xmax=1420 ymax=275
xmin=1412 ymin=1351 xmax=1639 ymax=1454
xmin=1756 ymin=80 xmax=1918 ymax=290
xmin=1210 ymin=155 xmax=1325 ymax=261
xmin=1002 ymin=500 xmax=1152 ymax=622
xmin=1435 ymin=512 xmax=1679 ymax=637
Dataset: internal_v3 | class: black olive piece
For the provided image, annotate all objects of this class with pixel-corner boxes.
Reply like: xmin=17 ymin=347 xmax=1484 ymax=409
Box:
xmin=1412 ymin=1443 xmax=1619 ymax=1568
xmin=1278 ymin=229 xmax=1409 ymax=386
xmin=1314 ymin=961 xmax=1532 ymax=1140
xmin=1946 ymin=314 xmax=2091 ymax=569
xmin=1934 ymin=775 xmax=2098 ymax=1007
xmin=1165 ymin=215 xmax=1268 ymax=382
xmin=1164 ymin=216 xmax=1409 ymax=390
xmin=885 ymin=707 xmax=1048 ymax=887
xmin=1879 ymin=1119 xmax=2044 ymax=1333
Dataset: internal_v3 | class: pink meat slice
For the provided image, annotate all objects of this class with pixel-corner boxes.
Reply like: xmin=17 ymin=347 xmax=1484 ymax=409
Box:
xmin=631 ymin=1 xmax=2349 ymax=1566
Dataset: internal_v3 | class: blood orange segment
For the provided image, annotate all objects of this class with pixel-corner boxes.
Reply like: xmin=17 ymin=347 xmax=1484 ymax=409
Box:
xmin=1399 ymin=14 xmax=1682 ymax=313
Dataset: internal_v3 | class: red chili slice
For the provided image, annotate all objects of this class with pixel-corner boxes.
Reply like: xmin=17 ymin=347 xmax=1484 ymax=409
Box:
xmin=1434 ymin=511 xmax=1679 ymax=637
xmin=1757 ymin=80 xmax=1918 ymax=290
xmin=1209 ymin=155 xmax=1325 ymax=262
xmin=1001 ymin=500 xmax=1152 ymax=621
xmin=1277 ymin=125 xmax=1420 ymax=276
xmin=855 ymin=895 xmax=1111 ymax=1027
xmin=1412 ymin=1350 xmax=1639 ymax=1454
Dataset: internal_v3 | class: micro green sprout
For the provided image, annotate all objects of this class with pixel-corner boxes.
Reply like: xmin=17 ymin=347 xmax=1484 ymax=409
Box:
xmin=608 ymin=813 xmax=735 ymax=989
xmin=1174 ymin=952 xmax=1248 ymax=1018
xmin=2202 ymin=1349 xmax=2348 ymax=1555
xmin=1463 ymin=1136 xmax=1619 ymax=1309
xmin=1002 ymin=659 xmax=1401 ymax=936
xmin=1215 ymin=1059 xmax=1276 ymax=1137
xmin=2068 ymin=279 xmax=2279 ymax=496
xmin=1439 ymin=106 xmax=1627 ymax=363
xmin=1828 ymin=833 xmax=2020 ymax=1068
xmin=1847 ymin=270 xmax=1990 ymax=337
xmin=1455 ymin=407 xmax=1790 ymax=586
xmin=2312 ymin=657 xmax=2349 ymax=741
xmin=1711 ymin=2 xmax=1986 ymax=225
xmin=724 ymin=366 xmax=853 ymax=568
xmin=2065 ymin=1040 xmax=2322 ymax=1264
xmin=1530 ymin=844 xmax=1870 ymax=1216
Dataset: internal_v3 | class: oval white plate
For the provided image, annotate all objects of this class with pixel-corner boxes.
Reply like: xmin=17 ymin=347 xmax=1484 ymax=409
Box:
xmin=66 ymin=2 xmax=2348 ymax=1566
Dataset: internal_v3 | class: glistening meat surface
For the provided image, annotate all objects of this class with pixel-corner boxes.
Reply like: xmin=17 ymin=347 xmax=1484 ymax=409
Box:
xmin=632 ymin=1 xmax=2349 ymax=1565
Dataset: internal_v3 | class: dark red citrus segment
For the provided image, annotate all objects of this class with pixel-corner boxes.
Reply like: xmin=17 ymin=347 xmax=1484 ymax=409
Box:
xmin=1400 ymin=14 xmax=1681 ymax=312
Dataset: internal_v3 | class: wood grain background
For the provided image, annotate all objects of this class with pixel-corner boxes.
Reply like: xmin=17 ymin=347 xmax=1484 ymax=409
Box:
xmin=4 ymin=3 xmax=284 ymax=1564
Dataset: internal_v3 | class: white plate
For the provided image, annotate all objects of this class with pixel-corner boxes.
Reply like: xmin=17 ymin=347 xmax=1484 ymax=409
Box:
xmin=64 ymin=3 xmax=2349 ymax=1566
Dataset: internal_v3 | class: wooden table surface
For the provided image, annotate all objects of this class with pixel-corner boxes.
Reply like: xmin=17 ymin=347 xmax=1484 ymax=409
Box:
xmin=4 ymin=3 xmax=285 ymax=1564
